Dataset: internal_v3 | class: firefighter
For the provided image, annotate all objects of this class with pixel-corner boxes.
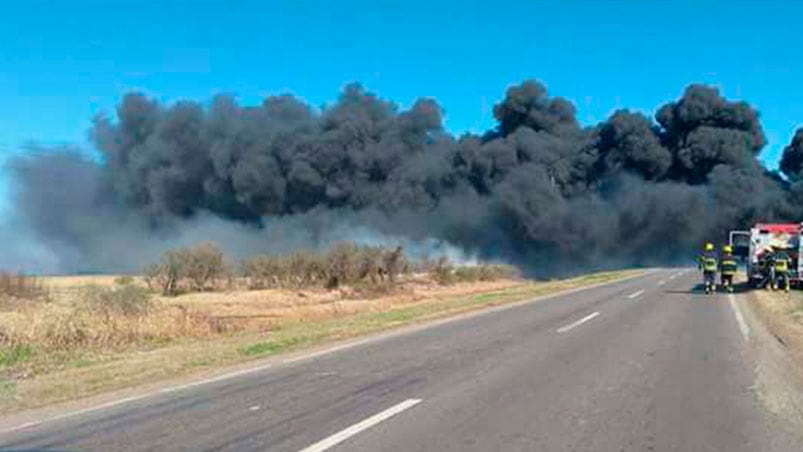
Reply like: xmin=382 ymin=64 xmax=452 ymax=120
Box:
xmin=698 ymin=242 xmax=713 ymax=272
xmin=720 ymin=245 xmax=738 ymax=293
xmin=770 ymin=246 xmax=792 ymax=292
xmin=700 ymin=242 xmax=718 ymax=294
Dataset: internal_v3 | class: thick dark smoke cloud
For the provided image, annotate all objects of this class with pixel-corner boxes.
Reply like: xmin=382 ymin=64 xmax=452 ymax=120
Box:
xmin=781 ymin=128 xmax=803 ymax=177
xmin=656 ymin=85 xmax=767 ymax=183
xmin=6 ymin=80 xmax=803 ymax=276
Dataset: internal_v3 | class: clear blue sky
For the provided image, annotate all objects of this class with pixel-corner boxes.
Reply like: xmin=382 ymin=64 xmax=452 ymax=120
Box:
xmin=2 ymin=0 xmax=803 ymax=213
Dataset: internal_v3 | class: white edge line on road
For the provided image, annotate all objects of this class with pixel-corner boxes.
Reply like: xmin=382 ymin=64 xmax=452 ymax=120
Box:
xmin=657 ymin=280 xmax=666 ymax=286
xmin=627 ymin=289 xmax=645 ymax=299
xmin=0 ymin=269 xmax=658 ymax=436
xmin=728 ymin=294 xmax=750 ymax=341
xmin=298 ymin=399 xmax=422 ymax=452
xmin=0 ymin=362 xmax=275 ymax=435
xmin=556 ymin=311 xmax=601 ymax=333
xmin=1 ymin=395 xmax=151 ymax=434
xmin=283 ymin=342 xmax=358 ymax=364
xmin=159 ymin=362 xmax=275 ymax=393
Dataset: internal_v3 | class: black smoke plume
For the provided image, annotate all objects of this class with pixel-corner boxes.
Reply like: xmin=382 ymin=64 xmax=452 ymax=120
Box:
xmin=5 ymin=80 xmax=801 ymax=276
xmin=781 ymin=128 xmax=803 ymax=178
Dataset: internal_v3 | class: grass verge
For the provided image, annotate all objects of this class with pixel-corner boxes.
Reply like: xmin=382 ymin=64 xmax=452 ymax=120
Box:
xmin=750 ymin=288 xmax=803 ymax=371
xmin=0 ymin=269 xmax=641 ymax=414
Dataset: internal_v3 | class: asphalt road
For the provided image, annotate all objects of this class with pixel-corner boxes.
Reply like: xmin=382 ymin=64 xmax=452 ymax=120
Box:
xmin=2 ymin=268 xmax=803 ymax=451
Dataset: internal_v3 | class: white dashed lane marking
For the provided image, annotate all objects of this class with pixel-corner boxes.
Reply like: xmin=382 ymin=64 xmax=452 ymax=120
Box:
xmin=627 ymin=289 xmax=645 ymax=299
xmin=556 ymin=312 xmax=601 ymax=333
xmin=298 ymin=399 xmax=422 ymax=452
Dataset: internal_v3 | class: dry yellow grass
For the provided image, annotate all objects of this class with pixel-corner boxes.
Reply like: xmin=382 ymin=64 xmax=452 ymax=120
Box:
xmin=0 ymin=274 xmax=524 ymax=362
xmin=160 ymin=276 xmax=516 ymax=327
xmin=751 ymin=289 xmax=803 ymax=368
xmin=39 ymin=275 xmax=138 ymax=288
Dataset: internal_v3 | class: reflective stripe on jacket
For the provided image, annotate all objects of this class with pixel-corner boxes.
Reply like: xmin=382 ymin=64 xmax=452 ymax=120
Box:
xmin=721 ymin=258 xmax=738 ymax=275
xmin=703 ymin=257 xmax=718 ymax=272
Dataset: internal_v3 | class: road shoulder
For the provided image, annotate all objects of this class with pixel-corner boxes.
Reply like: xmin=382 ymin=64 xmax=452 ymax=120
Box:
xmin=738 ymin=289 xmax=803 ymax=430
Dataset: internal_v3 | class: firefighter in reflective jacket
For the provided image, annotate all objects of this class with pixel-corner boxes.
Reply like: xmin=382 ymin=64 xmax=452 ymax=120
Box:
xmin=720 ymin=245 xmax=738 ymax=293
xmin=770 ymin=246 xmax=791 ymax=292
xmin=698 ymin=242 xmax=713 ymax=271
xmin=701 ymin=242 xmax=718 ymax=294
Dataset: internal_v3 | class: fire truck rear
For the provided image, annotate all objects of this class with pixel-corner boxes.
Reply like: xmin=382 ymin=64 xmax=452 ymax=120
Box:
xmin=730 ymin=223 xmax=802 ymax=288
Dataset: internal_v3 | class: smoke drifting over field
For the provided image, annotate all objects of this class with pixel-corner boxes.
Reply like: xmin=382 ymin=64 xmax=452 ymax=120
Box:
xmin=7 ymin=80 xmax=803 ymax=275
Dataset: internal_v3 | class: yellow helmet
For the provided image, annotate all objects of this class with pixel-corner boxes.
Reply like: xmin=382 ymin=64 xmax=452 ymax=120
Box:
xmin=704 ymin=242 xmax=715 ymax=251
xmin=723 ymin=245 xmax=733 ymax=254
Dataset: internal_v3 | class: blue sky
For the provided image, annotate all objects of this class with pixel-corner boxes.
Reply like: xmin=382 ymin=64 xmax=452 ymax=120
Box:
xmin=2 ymin=0 xmax=803 ymax=213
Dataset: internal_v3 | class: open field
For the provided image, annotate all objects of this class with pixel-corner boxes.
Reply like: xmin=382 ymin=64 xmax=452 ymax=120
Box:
xmin=38 ymin=275 xmax=134 ymax=288
xmin=0 ymin=269 xmax=641 ymax=413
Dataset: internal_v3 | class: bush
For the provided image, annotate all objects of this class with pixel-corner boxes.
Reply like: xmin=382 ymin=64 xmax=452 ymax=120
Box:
xmin=481 ymin=264 xmax=521 ymax=280
xmin=0 ymin=272 xmax=46 ymax=300
xmin=326 ymin=242 xmax=361 ymax=289
xmin=286 ymin=251 xmax=324 ymax=288
xmin=85 ymin=285 xmax=152 ymax=318
xmin=160 ymin=249 xmax=188 ymax=296
xmin=114 ymin=275 xmax=135 ymax=286
xmin=449 ymin=264 xmax=521 ymax=283
xmin=241 ymin=255 xmax=281 ymax=289
xmin=430 ymin=257 xmax=454 ymax=285
xmin=453 ymin=266 xmax=481 ymax=282
xmin=143 ymin=263 xmax=163 ymax=292
xmin=0 ymin=343 xmax=35 ymax=367
xmin=149 ymin=241 xmax=515 ymax=294
xmin=241 ymin=253 xmax=316 ymax=289
xmin=357 ymin=246 xmax=384 ymax=284
xmin=240 ymin=243 xmax=409 ymax=291
xmin=184 ymin=242 xmax=225 ymax=291
xmin=143 ymin=242 xmax=227 ymax=295
xmin=382 ymin=246 xmax=405 ymax=283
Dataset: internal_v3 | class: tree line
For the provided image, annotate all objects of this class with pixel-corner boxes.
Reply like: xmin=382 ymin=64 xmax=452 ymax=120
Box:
xmin=143 ymin=242 xmax=518 ymax=296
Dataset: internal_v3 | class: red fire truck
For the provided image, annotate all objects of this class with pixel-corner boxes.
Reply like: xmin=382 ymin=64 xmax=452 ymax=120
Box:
xmin=730 ymin=223 xmax=802 ymax=288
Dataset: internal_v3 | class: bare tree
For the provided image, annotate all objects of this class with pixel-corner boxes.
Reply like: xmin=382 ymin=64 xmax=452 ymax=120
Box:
xmin=184 ymin=242 xmax=225 ymax=291
xmin=383 ymin=246 xmax=405 ymax=283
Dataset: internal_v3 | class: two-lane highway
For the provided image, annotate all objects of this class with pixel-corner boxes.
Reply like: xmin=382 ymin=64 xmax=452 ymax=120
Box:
xmin=2 ymin=269 xmax=802 ymax=451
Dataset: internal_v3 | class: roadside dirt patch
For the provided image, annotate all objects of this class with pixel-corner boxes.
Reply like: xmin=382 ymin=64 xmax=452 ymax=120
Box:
xmin=741 ymin=287 xmax=803 ymax=432
xmin=749 ymin=290 xmax=803 ymax=376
